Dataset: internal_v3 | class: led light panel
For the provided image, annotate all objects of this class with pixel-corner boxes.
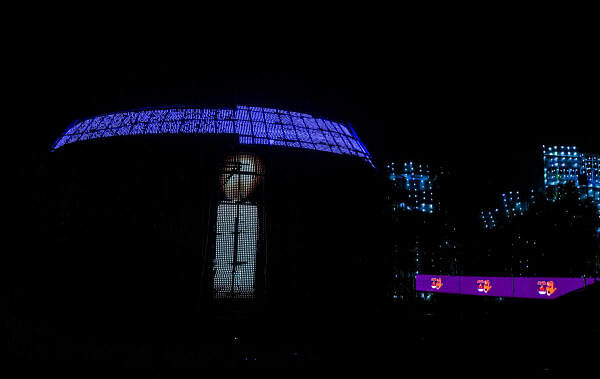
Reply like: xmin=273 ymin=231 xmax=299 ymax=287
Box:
xmin=52 ymin=106 xmax=373 ymax=166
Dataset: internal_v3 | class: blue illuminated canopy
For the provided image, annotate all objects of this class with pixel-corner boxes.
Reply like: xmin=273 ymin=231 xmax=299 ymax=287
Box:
xmin=52 ymin=105 xmax=373 ymax=165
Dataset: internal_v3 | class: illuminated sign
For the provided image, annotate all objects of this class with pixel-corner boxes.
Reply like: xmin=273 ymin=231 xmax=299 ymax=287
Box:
xmin=415 ymin=275 xmax=459 ymax=294
xmin=416 ymin=275 xmax=595 ymax=300
xmin=513 ymin=277 xmax=587 ymax=299
xmin=477 ymin=279 xmax=492 ymax=294
xmin=537 ymin=280 xmax=557 ymax=296
xmin=431 ymin=277 xmax=443 ymax=290
xmin=460 ymin=276 xmax=513 ymax=297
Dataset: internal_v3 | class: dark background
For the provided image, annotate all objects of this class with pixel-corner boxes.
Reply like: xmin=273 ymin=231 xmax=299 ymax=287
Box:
xmin=6 ymin=8 xmax=599 ymax=371
xmin=15 ymin=11 xmax=597 ymax=211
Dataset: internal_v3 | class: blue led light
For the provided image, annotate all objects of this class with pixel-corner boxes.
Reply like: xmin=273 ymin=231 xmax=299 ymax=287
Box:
xmin=52 ymin=105 xmax=373 ymax=166
xmin=543 ymin=145 xmax=599 ymax=212
xmin=386 ymin=161 xmax=436 ymax=214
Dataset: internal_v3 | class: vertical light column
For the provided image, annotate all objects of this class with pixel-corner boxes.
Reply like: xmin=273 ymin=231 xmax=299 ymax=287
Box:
xmin=214 ymin=202 xmax=258 ymax=299
xmin=213 ymin=153 xmax=263 ymax=300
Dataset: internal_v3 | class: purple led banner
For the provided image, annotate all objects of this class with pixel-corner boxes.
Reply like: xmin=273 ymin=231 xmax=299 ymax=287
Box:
xmin=459 ymin=276 xmax=513 ymax=297
xmin=415 ymin=274 xmax=460 ymax=294
xmin=415 ymin=275 xmax=596 ymax=300
xmin=513 ymin=277 xmax=586 ymax=300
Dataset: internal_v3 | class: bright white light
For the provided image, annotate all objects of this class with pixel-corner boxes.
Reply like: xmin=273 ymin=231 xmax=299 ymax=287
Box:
xmin=214 ymin=153 xmax=263 ymax=300
xmin=214 ymin=202 xmax=258 ymax=299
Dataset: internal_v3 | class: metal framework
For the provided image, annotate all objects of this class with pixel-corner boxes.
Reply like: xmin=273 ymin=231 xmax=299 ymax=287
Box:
xmin=52 ymin=105 xmax=373 ymax=165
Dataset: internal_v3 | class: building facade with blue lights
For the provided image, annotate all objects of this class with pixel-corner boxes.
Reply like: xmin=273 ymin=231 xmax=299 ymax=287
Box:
xmin=386 ymin=161 xmax=436 ymax=214
xmin=501 ymin=189 xmax=536 ymax=218
xmin=480 ymin=144 xmax=599 ymax=232
xmin=385 ymin=160 xmax=458 ymax=300
xmin=480 ymin=209 xmax=499 ymax=230
xmin=480 ymin=189 xmax=537 ymax=230
xmin=543 ymin=145 xmax=600 ymax=213
xmin=472 ymin=145 xmax=600 ymax=277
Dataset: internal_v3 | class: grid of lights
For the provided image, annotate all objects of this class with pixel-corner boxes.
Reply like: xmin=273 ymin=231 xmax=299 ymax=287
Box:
xmin=543 ymin=145 xmax=580 ymax=187
xmin=543 ymin=145 xmax=600 ymax=213
xmin=581 ymin=154 xmax=599 ymax=206
xmin=480 ymin=189 xmax=536 ymax=229
xmin=501 ymin=189 xmax=535 ymax=218
xmin=214 ymin=202 xmax=258 ymax=299
xmin=51 ymin=106 xmax=373 ymax=165
xmin=480 ymin=209 xmax=498 ymax=230
xmin=214 ymin=153 xmax=264 ymax=300
xmin=502 ymin=191 xmax=523 ymax=218
xmin=387 ymin=161 xmax=435 ymax=214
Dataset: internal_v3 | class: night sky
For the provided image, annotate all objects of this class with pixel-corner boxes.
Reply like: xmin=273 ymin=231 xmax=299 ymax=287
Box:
xmin=6 ymin=10 xmax=599 ymax=372
xmin=16 ymin=14 xmax=597 ymax=216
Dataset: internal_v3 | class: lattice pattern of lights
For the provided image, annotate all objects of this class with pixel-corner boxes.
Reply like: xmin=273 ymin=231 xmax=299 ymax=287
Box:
xmin=501 ymin=190 xmax=526 ymax=218
xmin=543 ymin=145 xmax=580 ymax=187
xmin=214 ymin=153 xmax=264 ymax=300
xmin=387 ymin=161 xmax=435 ymax=213
xmin=480 ymin=189 xmax=536 ymax=229
xmin=480 ymin=209 xmax=498 ymax=230
xmin=581 ymin=153 xmax=599 ymax=210
xmin=543 ymin=145 xmax=600 ymax=212
xmin=51 ymin=106 xmax=373 ymax=165
xmin=214 ymin=202 xmax=258 ymax=299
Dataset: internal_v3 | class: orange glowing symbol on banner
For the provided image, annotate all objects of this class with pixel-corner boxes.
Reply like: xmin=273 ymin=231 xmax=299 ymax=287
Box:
xmin=537 ymin=280 xmax=557 ymax=296
xmin=431 ymin=277 xmax=443 ymax=290
xmin=477 ymin=279 xmax=492 ymax=293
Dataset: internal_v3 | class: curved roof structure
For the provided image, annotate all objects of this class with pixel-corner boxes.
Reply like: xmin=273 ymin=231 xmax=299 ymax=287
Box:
xmin=52 ymin=105 xmax=373 ymax=165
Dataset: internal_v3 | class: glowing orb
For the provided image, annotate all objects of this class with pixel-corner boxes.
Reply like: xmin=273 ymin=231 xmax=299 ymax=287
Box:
xmin=220 ymin=153 xmax=264 ymax=201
